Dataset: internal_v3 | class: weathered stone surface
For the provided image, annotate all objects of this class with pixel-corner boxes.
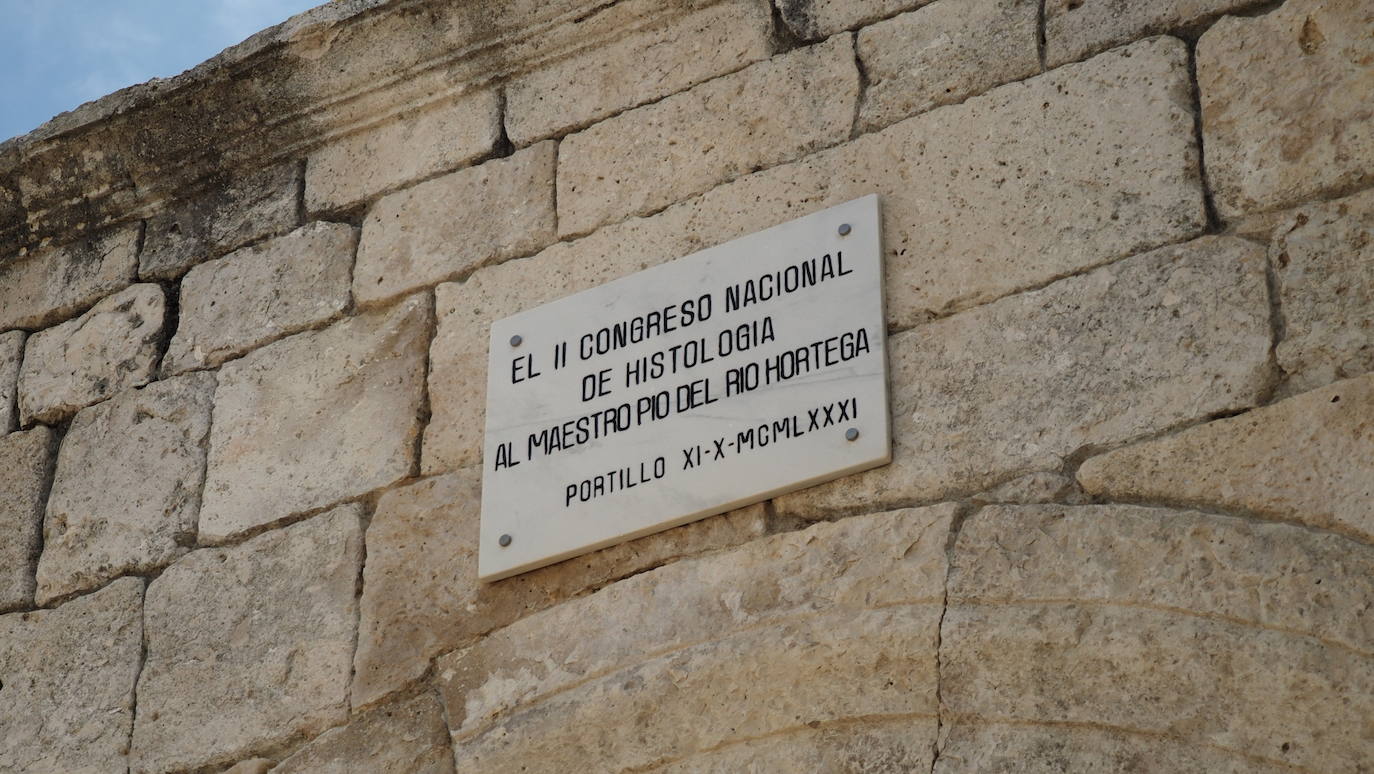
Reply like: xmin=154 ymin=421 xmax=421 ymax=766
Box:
xmin=354 ymin=142 xmax=555 ymax=307
xmin=556 ymin=35 xmax=860 ymax=237
xmin=164 ymin=222 xmax=356 ymax=374
xmin=306 ymin=89 xmax=502 ymax=215
xmin=17 ymin=283 xmax=166 ymax=426
xmin=272 ymin=692 xmax=455 ymax=774
xmin=220 ymin=761 xmax=274 ymax=774
xmin=354 ymin=468 xmax=767 ymax=708
xmin=856 ymin=0 xmax=1039 ymax=132
xmin=425 ymin=38 xmax=1206 ymax=472
xmin=0 ymin=223 xmax=139 ymax=330
xmin=36 ymin=373 xmax=215 ymax=605
xmin=1199 ymin=0 xmax=1374 ymax=218
xmin=131 ymin=506 xmax=363 ymax=774
xmin=1077 ymin=374 xmax=1374 ymax=542
xmin=0 ymin=577 xmax=142 ymax=774
xmin=935 ymin=722 xmax=1294 ymax=773
xmin=1270 ymin=188 xmax=1374 ymax=393
xmin=0 ymin=427 xmax=57 ymax=611
xmin=776 ymin=0 xmax=928 ymax=39
xmin=505 ymin=0 xmax=773 ymax=145
xmin=970 ymin=471 xmax=1084 ymax=505
xmin=139 ymin=163 xmax=300 ymax=280
xmin=0 ymin=330 xmax=22 ymax=434
xmin=199 ymin=295 xmax=429 ymax=543
xmin=659 ymin=721 xmax=934 ymax=772
xmin=1045 ymin=0 xmax=1270 ymax=66
xmin=776 ymin=236 xmax=1271 ymax=519
xmin=437 ymin=505 xmax=953 ymax=772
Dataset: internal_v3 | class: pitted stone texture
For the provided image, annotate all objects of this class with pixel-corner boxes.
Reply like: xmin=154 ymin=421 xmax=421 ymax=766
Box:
xmin=1199 ymin=0 xmax=1374 ymax=218
xmin=1045 ymin=0 xmax=1271 ymax=66
xmin=199 ymin=296 xmax=429 ymax=543
xmin=659 ymin=721 xmax=934 ymax=773
xmin=856 ymin=0 xmax=1039 ymax=132
xmin=776 ymin=0 xmax=929 ymax=39
xmin=556 ymin=35 xmax=860 ymax=237
xmin=0 ymin=223 xmax=139 ymax=330
xmin=426 ymin=38 xmax=1205 ymax=472
xmin=272 ymin=692 xmax=455 ymax=774
xmin=1271 ymin=188 xmax=1374 ymax=393
xmin=355 ymin=142 xmax=555 ymax=307
xmin=970 ymin=471 xmax=1085 ymax=505
xmin=506 ymin=0 xmax=772 ymax=145
xmin=220 ymin=761 xmax=274 ymax=774
xmin=0 ymin=331 xmax=22 ymax=434
xmin=131 ymin=506 xmax=362 ymax=774
xmin=935 ymin=722 xmax=1295 ymax=773
xmin=17 ymin=283 xmax=166 ymax=426
xmin=165 ymin=222 xmax=357 ymax=374
xmin=1078 ymin=374 xmax=1374 ymax=542
xmin=0 ymin=427 xmax=57 ymax=611
xmin=139 ymin=163 xmax=300 ymax=280
xmin=0 ymin=577 xmax=142 ymax=774
xmin=36 ymin=373 xmax=215 ymax=605
xmin=437 ymin=505 xmax=953 ymax=772
xmin=354 ymin=468 xmax=767 ymax=708
xmin=776 ymin=236 xmax=1271 ymax=519
xmin=306 ymin=89 xmax=501 ymax=215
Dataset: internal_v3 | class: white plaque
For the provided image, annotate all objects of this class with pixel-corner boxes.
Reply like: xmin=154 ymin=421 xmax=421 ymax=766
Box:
xmin=480 ymin=195 xmax=889 ymax=580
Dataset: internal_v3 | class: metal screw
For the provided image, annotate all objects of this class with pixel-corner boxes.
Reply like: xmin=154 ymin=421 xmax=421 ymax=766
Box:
xmin=509 ymin=335 xmax=523 ymax=347
xmin=498 ymin=534 xmax=512 ymax=547
xmin=838 ymin=223 xmax=852 ymax=236
xmin=845 ymin=427 xmax=860 ymax=441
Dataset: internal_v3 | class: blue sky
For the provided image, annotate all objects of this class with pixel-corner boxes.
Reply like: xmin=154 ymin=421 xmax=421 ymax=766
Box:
xmin=1 ymin=0 xmax=323 ymax=142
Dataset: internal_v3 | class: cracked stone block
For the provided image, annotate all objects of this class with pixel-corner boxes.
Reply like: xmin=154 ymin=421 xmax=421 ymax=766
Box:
xmin=1199 ymin=0 xmax=1374 ymax=218
xmin=164 ymin=222 xmax=357 ymax=374
xmin=0 ymin=427 xmax=57 ymax=611
xmin=36 ymin=372 xmax=215 ymax=605
xmin=353 ymin=468 xmax=766 ymax=708
xmin=775 ymin=0 xmax=931 ymax=40
xmin=0 ymin=577 xmax=143 ymax=774
xmin=17 ymin=283 xmax=166 ymax=425
xmin=130 ymin=505 xmax=362 ymax=774
xmin=0 ymin=330 xmax=23 ymax=434
xmin=775 ymin=235 xmax=1271 ymax=519
xmin=198 ymin=295 xmax=430 ymax=543
xmin=0 ymin=223 xmax=139 ymax=331
xmin=1045 ymin=0 xmax=1273 ymax=66
xmin=272 ymin=692 xmax=455 ymax=774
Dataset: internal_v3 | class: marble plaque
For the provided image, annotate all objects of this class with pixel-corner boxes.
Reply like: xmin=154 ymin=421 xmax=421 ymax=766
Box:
xmin=480 ymin=195 xmax=889 ymax=580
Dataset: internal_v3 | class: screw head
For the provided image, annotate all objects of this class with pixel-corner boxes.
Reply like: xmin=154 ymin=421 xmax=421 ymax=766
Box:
xmin=509 ymin=335 xmax=523 ymax=347
xmin=845 ymin=427 xmax=860 ymax=441
xmin=838 ymin=223 xmax=852 ymax=236
xmin=498 ymin=534 xmax=512 ymax=547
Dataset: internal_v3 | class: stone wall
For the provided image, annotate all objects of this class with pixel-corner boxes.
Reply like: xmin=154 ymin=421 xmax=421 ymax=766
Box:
xmin=1 ymin=0 xmax=1371 ymax=771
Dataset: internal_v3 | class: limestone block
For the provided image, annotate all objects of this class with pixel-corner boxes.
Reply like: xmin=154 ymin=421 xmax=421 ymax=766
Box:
xmin=0 ymin=223 xmax=139 ymax=330
xmin=354 ymin=142 xmax=555 ymax=307
xmin=272 ymin=692 xmax=455 ymax=774
xmin=0 ymin=577 xmax=142 ymax=774
xmin=139 ymin=163 xmax=300 ymax=280
xmin=658 ymin=721 xmax=934 ymax=772
xmin=353 ymin=468 xmax=767 ymax=708
xmin=856 ymin=0 xmax=1039 ymax=132
xmin=1199 ymin=0 xmax=1374 ymax=218
xmin=775 ymin=0 xmax=930 ymax=39
xmin=437 ymin=505 xmax=953 ymax=771
xmin=1077 ymin=374 xmax=1374 ymax=542
xmin=17 ymin=283 xmax=166 ymax=426
xmin=220 ymin=761 xmax=274 ymax=774
xmin=969 ymin=471 xmax=1084 ymax=505
xmin=306 ymin=89 xmax=502 ymax=215
xmin=424 ymin=38 xmax=1205 ymax=472
xmin=164 ymin=222 xmax=357 ymax=374
xmin=1045 ymin=0 xmax=1271 ymax=66
xmin=556 ymin=35 xmax=860 ymax=237
xmin=775 ymin=236 xmax=1271 ymax=519
xmin=0 ymin=330 xmax=23 ymax=434
xmin=198 ymin=295 xmax=429 ymax=543
xmin=1270 ymin=188 xmax=1374 ymax=393
xmin=505 ymin=0 xmax=773 ymax=145
xmin=130 ymin=506 xmax=362 ymax=774
xmin=0 ymin=427 xmax=57 ymax=611
xmin=36 ymin=373 xmax=215 ymax=605
xmin=935 ymin=722 xmax=1295 ymax=773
